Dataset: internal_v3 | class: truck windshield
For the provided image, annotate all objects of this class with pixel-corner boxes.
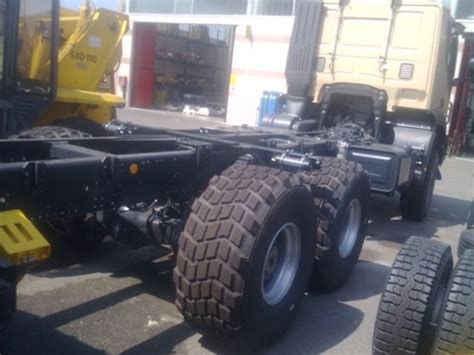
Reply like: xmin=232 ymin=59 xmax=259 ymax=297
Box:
xmin=16 ymin=0 xmax=54 ymax=93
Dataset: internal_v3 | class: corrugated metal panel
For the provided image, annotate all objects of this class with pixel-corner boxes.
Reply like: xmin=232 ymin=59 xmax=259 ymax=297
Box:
xmin=194 ymin=0 xmax=247 ymax=15
xmin=285 ymin=0 xmax=323 ymax=97
xmin=129 ymin=0 xmax=174 ymax=13
xmin=128 ymin=0 xmax=248 ymax=15
xmin=255 ymin=0 xmax=294 ymax=16
xmin=175 ymin=0 xmax=193 ymax=13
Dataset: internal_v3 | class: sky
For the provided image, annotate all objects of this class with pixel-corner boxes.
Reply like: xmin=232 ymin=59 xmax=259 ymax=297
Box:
xmin=61 ymin=0 xmax=120 ymax=11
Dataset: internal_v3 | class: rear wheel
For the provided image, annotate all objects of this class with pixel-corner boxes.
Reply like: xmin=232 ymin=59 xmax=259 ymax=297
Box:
xmin=301 ymin=158 xmax=370 ymax=291
xmin=433 ymin=249 xmax=474 ymax=354
xmin=10 ymin=125 xmax=92 ymax=139
xmin=173 ymin=164 xmax=316 ymax=348
xmin=53 ymin=117 xmax=107 ymax=137
xmin=373 ymin=236 xmax=453 ymax=355
xmin=401 ymin=151 xmax=439 ymax=221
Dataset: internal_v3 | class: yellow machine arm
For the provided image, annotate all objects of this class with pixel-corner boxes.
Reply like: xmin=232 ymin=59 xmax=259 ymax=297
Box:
xmin=18 ymin=2 xmax=129 ymax=128
xmin=57 ymin=2 xmax=128 ymax=92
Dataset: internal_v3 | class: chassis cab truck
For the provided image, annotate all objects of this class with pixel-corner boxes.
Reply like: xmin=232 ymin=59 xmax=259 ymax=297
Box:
xmin=280 ymin=0 xmax=461 ymax=221
xmin=0 ymin=0 xmax=463 ymax=349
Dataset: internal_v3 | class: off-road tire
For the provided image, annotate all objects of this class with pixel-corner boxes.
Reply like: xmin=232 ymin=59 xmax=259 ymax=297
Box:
xmin=400 ymin=151 xmax=439 ymax=221
xmin=54 ymin=117 xmax=107 ymax=136
xmin=458 ymin=229 xmax=474 ymax=258
xmin=433 ymin=249 xmax=474 ymax=354
xmin=9 ymin=125 xmax=92 ymax=139
xmin=173 ymin=164 xmax=316 ymax=348
xmin=373 ymin=236 xmax=453 ymax=355
xmin=301 ymin=157 xmax=370 ymax=292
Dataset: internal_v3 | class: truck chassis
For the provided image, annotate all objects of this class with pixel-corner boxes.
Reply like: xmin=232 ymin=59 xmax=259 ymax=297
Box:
xmin=0 ymin=121 xmax=419 ymax=219
xmin=0 ymin=119 xmax=423 ymax=346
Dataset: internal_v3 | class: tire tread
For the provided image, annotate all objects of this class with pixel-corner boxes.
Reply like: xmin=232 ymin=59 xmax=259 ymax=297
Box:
xmin=10 ymin=126 xmax=91 ymax=139
xmin=433 ymin=249 xmax=474 ymax=354
xmin=373 ymin=236 xmax=452 ymax=355
xmin=458 ymin=229 xmax=474 ymax=258
xmin=301 ymin=157 xmax=364 ymax=259
xmin=174 ymin=164 xmax=303 ymax=335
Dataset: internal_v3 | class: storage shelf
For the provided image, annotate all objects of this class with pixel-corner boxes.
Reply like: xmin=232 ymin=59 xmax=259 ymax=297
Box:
xmin=157 ymin=32 xmax=228 ymax=48
xmin=156 ymin=56 xmax=227 ymax=71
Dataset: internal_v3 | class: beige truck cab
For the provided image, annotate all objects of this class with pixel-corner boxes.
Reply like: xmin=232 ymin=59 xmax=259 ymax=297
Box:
xmin=272 ymin=0 xmax=462 ymax=220
xmin=314 ymin=0 xmax=458 ymax=115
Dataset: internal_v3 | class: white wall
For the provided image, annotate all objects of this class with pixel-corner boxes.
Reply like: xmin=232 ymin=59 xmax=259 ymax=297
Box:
xmin=227 ymin=18 xmax=294 ymax=126
xmin=119 ymin=15 xmax=294 ymax=125
xmin=117 ymin=30 xmax=132 ymax=101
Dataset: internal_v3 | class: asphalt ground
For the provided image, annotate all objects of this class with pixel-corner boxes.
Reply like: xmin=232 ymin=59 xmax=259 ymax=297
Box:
xmin=0 ymin=108 xmax=472 ymax=354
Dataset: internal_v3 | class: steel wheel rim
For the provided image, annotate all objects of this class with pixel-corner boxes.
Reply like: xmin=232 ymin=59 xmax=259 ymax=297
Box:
xmin=261 ymin=223 xmax=301 ymax=306
xmin=339 ymin=199 xmax=362 ymax=258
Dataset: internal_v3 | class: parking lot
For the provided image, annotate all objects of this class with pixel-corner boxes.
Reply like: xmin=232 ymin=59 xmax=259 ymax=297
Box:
xmin=0 ymin=109 xmax=472 ymax=355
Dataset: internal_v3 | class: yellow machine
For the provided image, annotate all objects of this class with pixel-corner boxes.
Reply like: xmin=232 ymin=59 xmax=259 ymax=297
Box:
xmin=0 ymin=0 xmax=129 ymax=330
xmin=0 ymin=210 xmax=51 ymax=266
xmin=16 ymin=1 xmax=128 ymax=133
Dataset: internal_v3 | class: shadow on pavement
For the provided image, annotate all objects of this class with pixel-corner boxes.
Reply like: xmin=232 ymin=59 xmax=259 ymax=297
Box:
xmin=0 ymin=311 xmax=105 ymax=355
xmin=120 ymin=260 xmax=389 ymax=354
xmin=122 ymin=322 xmax=194 ymax=355
xmin=11 ymin=189 xmax=458 ymax=354
xmin=1 ymin=266 xmax=177 ymax=354
xmin=5 ymin=232 xmax=393 ymax=355
xmin=30 ymin=235 xmax=171 ymax=280
xmin=367 ymin=193 xmax=470 ymax=244
xmin=263 ymin=260 xmax=389 ymax=354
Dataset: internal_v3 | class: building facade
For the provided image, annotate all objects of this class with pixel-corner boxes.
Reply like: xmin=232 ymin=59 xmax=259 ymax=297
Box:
xmin=119 ymin=0 xmax=474 ymax=127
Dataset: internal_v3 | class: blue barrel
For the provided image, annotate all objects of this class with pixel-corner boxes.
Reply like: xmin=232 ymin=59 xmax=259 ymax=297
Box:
xmin=259 ymin=91 xmax=284 ymax=126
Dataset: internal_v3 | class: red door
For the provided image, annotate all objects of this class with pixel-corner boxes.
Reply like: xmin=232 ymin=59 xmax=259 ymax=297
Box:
xmin=131 ymin=23 xmax=156 ymax=108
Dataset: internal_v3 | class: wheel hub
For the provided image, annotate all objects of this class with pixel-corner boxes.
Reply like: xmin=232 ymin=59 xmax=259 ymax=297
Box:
xmin=264 ymin=247 xmax=279 ymax=280
xmin=338 ymin=199 xmax=362 ymax=258
xmin=261 ymin=223 xmax=301 ymax=306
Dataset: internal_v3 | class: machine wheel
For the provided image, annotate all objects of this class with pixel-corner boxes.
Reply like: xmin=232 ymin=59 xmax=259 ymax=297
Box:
xmin=301 ymin=157 xmax=370 ymax=291
xmin=10 ymin=125 xmax=92 ymax=139
xmin=53 ymin=117 xmax=107 ymax=136
xmin=458 ymin=229 xmax=474 ymax=258
xmin=373 ymin=236 xmax=453 ymax=355
xmin=433 ymin=249 xmax=474 ymax=354
xmin=400 ymin=151 xmax=439 ymax=221
xmin=173 ymin=164 xmax=316 ymax=348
